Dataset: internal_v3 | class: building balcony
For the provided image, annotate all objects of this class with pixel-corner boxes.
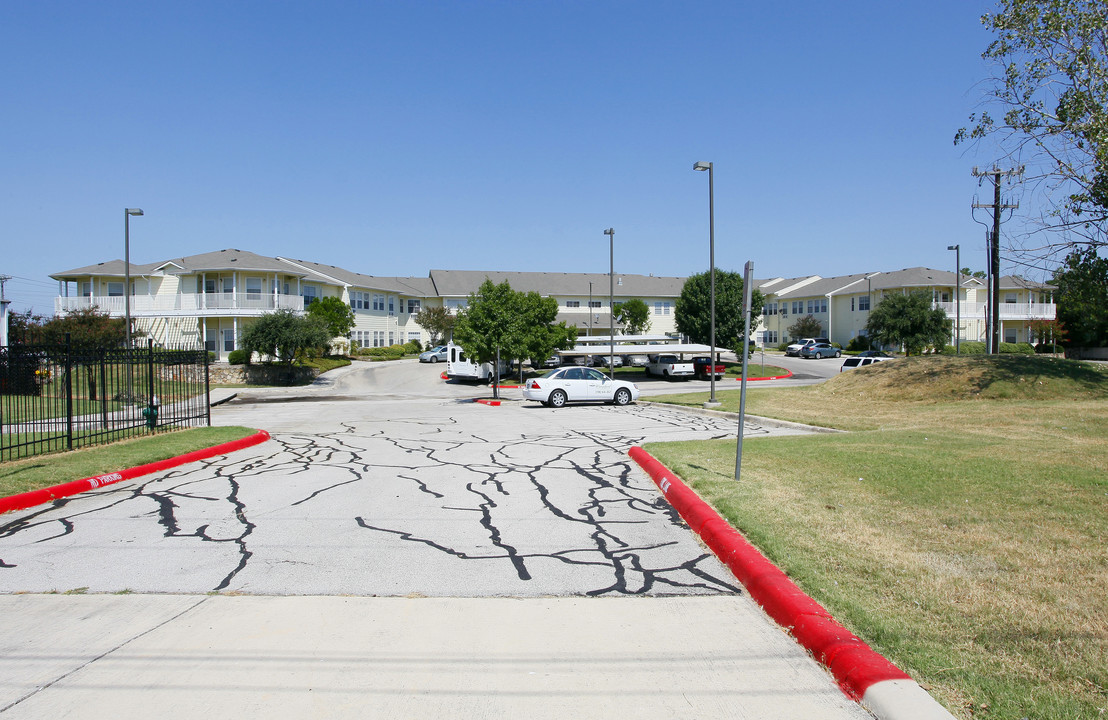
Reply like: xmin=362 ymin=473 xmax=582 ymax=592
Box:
xmin=55 ymin=292 xmax=305 ymax=317
xmin=932 ymin=302 xmax=1055 ymax=321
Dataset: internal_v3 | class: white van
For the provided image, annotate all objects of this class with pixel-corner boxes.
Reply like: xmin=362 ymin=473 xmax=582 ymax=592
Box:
xmin=445 ymin=342 xmax=509 ymax=383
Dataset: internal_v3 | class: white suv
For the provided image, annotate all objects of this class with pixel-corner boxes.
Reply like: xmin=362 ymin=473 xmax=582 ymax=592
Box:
xmin=785 ymin=337 xmax=830 ymax=357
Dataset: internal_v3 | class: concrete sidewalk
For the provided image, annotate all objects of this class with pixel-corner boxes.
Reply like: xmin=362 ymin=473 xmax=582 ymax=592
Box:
xmin=0 ymin=594 xmax=872 ymax=720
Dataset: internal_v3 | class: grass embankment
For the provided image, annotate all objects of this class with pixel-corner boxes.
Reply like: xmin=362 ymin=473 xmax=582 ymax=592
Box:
xmin=0 ymin=426 xmax=259 ymax=499
xmin=643 ymin=355 xmax=1107 ymax=720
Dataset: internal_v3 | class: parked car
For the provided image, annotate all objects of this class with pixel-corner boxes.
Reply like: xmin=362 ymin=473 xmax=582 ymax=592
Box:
xmin=800 ymin=342 xmax=841 ymax=359
xmin=840 ymin=356 xmax=892 ymax=371
xmin=644 ymin=354 xmax=695 ymax=379
xmin=593 ymin=354 xmax=623 ymax=368
xmin=523 ymin=366 xmax=640 ymax=407
xmin=541 ymin=355 xmax=561 ymax=368
xmin=856 ymin=350 xmax=891 ymax=358
xmin=621 ymin=354 xmax=650 ymax=367
xmin=691 ymin=356 xmax=725 ymax=380
xmin=785 ymin=337 xmax=830 ymax=356
xmin=418 ymin=345 xmax=448 ymax=363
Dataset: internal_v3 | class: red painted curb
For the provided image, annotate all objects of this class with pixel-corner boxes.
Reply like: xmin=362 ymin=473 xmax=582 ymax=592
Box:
xmin=627 ymin=446 xmax=910 ymax=699
xmin=474 ymin=399 xmax=501 ymax=406
xmin=744 ymin=369 xmax=793 ymax=381
xmin=0 ymin=430 xmax=272 ymax=515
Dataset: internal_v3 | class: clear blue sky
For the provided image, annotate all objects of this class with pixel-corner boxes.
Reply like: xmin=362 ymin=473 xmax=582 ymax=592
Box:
xmin=3 ymin=0 xmax=1017 ymax=314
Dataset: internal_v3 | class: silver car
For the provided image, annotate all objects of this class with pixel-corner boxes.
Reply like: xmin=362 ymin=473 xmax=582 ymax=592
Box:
xmin=418 ymin=345 xmax=448 ymax=363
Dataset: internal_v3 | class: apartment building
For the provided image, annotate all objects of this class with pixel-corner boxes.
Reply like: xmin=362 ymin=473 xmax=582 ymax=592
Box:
xmin=756 ymin=267 xmax=1056 ymax=348
xmin=51 ymin=249 xmax=685 ymax=360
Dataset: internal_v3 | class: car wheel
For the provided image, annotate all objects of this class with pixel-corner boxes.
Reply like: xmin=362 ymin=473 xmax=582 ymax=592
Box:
xmin=549 ymin=389 xmax=567 ymax=408
xmin=429 ymin=356 xmax=438 ymax=363
xmin=613 ymin=387 xmax=631 ymax=406
xmin=834 ymin=351 xmax=841 ymax=358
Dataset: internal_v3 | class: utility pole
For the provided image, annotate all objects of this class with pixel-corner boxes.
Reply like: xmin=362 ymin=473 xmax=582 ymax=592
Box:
xmin=0 ymin=275 xmax=11 ymax=347
xmin=972 ymin=166 xmax=1021 ymax=354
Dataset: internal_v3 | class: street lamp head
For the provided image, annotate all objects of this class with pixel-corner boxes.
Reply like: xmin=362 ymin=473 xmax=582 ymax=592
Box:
xmin=603 ymin=228 xmax=614 ymax=237
xmin=693 ymin=161 xmax=711 ymax=172
xmin=126 ymin=208 xmax=144 ymax=216
xmin=947 ymin=244 xmax=959 ymax=251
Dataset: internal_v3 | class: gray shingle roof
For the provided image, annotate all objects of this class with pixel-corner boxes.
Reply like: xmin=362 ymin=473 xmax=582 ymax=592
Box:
xmin=429 ymin=270 xmax=685 ymax=298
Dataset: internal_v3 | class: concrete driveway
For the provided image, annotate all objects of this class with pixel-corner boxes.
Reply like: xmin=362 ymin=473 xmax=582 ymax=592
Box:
xmin=0 ymin=360 xmax=871 ymax=719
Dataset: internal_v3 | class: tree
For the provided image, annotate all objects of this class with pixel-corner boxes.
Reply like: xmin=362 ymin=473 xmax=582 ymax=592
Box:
xmin=675 ymin=269 xmax=765 ymax=349
xmin=956 ymin=0 xmax=1108 ymax=252
xmin=1052 ymin=246 xmax=1108 ymax=347
xmin=242 ymin=309 xmax=331 ymax=365
xmin=787 ymin=315 xmax=824 ymax=340
xmin=615 ymin=298 xmax=651 ymax=335
xmin=864 ymin=292 xmax=952 ymax=356
xmin=453 ymin=279 xmax=576 ymax=397
xmin=307 ymin=296 xmax=355 ymax=344
xmin=961 ymin=267 xmax=987 ymax=279
xmin=414 ymin=305 xmax=456 ymax=346
xmin=36 ymin=307 xmax=130 ymax=349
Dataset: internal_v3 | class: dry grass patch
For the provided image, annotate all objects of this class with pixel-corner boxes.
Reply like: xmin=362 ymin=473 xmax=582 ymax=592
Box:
xmin=644 ymin=355 xmax=1107 ymax=719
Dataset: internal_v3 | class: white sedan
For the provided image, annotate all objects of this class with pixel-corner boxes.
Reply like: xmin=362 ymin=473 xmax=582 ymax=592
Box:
xmin=523 ymin=366 xmax=640 ymax=408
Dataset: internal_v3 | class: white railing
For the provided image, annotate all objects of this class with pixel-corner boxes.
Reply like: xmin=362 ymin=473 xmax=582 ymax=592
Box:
xmin=56 ymin=293 xmax=305 ymax=316
xmin=932 ymin=302 xmax=1055 ymax=320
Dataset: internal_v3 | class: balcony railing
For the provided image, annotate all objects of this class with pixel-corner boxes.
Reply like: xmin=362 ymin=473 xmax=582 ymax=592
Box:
xmin=932 ymin=301 xmax=1055 ymax=320
xmin=56 ymin=293 xmax=305 ymax=317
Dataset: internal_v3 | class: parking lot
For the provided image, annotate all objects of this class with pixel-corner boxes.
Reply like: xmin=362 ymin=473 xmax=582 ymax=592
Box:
xmin=0 ymin=360 xmax=871 ymax=719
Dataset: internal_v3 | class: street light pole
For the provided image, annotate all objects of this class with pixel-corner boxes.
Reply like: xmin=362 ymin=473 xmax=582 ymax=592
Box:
xmin=124 ymin=208 xmax=144 ymax=349
xmin=694 ymin=161 xmax=718 ymax=406
xmin=947 ymin=244 xmax=960 ymax=354
xmin=604 ymin=228 xmax=615 ymax=380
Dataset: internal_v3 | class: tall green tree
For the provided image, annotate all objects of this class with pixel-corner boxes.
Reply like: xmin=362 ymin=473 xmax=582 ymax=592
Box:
xmin=36 ymin=307 xmax=130 ymax=349
xmin=414 ymin=305 xmax=456 ymax=346
xmin=453 ymin=279 xmax=576 ymax=397
xmin=787 ymin=315 xmax=824 ymax=340
xmin=956 ymin=0 xmax=1108 ymax=249
xmin=864 ymin=292 xmax=952 ymax=356
xmin=242 ymin=309 xmax=331 ymax=365
xmin=675 ymin=269 xmax=764 ymax=349
xmin=307 ymin=296 xmax=355 ymax=343
xmin=1052 ymin=247 xmax=1108 ymax=347
xmin=615 ymin=298 xmax=651 ymax=335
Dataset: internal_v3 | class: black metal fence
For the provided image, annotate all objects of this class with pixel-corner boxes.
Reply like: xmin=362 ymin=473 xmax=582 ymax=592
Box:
xmin=0 ymin=337 xmax=210 ymax=462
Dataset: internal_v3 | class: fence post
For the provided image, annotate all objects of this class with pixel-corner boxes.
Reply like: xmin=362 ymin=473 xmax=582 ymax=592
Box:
xmin=146 ymin=339 xmax=156 ymax=430
xmin=204 ymin=346 xmax=211 ymax=426
xmin=99 ymin=348 xmax=108 ymax=430
xmin=65 ymin=333 xmax=73 ymax=451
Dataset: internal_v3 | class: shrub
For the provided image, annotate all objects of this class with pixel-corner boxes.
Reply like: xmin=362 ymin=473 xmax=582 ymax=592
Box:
xmin=1035 ymin=342 xmax=1063 ymax=354
xmin=227 ymin=349 xmax=249 ymax=365
xmin=846 ymin=335 xmax=871 ymax=352
xmin=1000 ymin=342 xmax=1035 ymax=355
xmin=776 ymin=342 xmax=791 ymax=352
xmin=959 ymin=341 xmax=987 ymax=354
xmin=941 ymin=345 xmax=956 ymax=355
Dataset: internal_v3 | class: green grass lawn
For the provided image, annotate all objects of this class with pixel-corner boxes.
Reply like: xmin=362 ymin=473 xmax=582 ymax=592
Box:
xmin=642 ymin=355 xmax=1107 ymax=720
xmin=0 ymin=426 xmax=259 ymax=498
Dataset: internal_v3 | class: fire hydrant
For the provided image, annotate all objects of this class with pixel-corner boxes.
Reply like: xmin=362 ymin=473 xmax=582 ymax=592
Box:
xmin=142 ymin=395 xmax=160 ymax=429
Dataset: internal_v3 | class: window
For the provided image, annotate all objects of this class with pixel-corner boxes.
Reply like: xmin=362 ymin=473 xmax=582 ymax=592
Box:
xmin=408 ymin=332 xmax=421 ymax=343
xmin=858 ymin=295 xmax=871 ymax=311
xmin=205 ymin=328 xmax=217 ymax=353
xmin=373 ymin=294 xmax=385 ymax=311
xmin=223 ymin=329 xmax=235 ymax=352
xmin=819 ymin=298 xmax=827 ymax=313
xmin=388 ymin=297 xmax=395 ymax=314
xmin=79 ymin=281 xmax=92 ymax=297
xmin=588 ymin=300 xmax=601 ymax=309
xmin=1005 ymin=293 xmax=1018 ymax=304
xmin=792 ymin=301 xmax=803 ymax=315
xmin=373 ymin=331 xmax=385 ymax=347
xmin=303 ymin=285 xmax=318 ymax=306
xmin=1005 ymin=328 xmax=1018 ymax=343
xmin=654 ymin=301 xmax=671 ymax=315
xmin=851 ymin=298 xmax=855 ymax=312
xmin=246 ymin=277 xmax=262 ymax=299
xmin=765 ymin=302 xmax=777 ymax=316
xmin=107 ymin=282 xmax=124 ymax=297
xmin=204 ymin=278 xmax=217 ymax=294
xmin=388 ymin=331 xmax=395 ymax=345
xmin=566 ymin=300 xmax=581 ymax=308
xmin=407 ymin=299 xmax=421 ymax=314
xmin=351 ymin=291 xmax=366 ymax=310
